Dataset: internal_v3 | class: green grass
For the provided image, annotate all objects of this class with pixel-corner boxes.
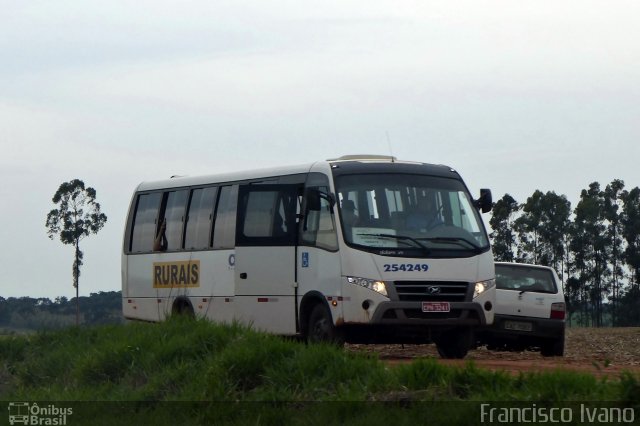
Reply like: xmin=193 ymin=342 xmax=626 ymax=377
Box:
xmin=0 ymin=319 xmax=638 ymax=425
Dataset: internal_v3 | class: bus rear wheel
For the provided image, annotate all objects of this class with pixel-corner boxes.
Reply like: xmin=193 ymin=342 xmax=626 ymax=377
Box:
xmin=307 ymin=304 xmax=343 ymax=345
xmin=172 ymin=298 xmax=195 ymax=318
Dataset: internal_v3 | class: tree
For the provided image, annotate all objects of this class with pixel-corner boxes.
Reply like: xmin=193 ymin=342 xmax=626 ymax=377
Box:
xmin=571 ymin=182 xmax=609 ymax=326
xmin=622 ymin=187 xmax=640 ymax=291
xmin=617 ymin=286 xmax=640 ymax=326
xmin=602 ymin=179 xmax=625 ymax=325
xmin=537 ymin=191 xmax=571 ymax=279
xmin=489 ymin=194 xmax=520 ymax=262
xmin=514 ymin=190 xmax=545 ymax=264
xmin=512 ymin=190 xmax=571 ymax=284
xmin=46 ymin=179 xmax=107 ymax=325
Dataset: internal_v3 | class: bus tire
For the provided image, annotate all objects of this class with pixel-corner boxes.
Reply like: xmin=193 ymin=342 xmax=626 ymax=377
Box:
xmin=435 ymin=328 xmax=471 ymax=359
xmin=172 ymin=298 xmax=195 ymax=318
xmin=307 ymin=304 xmax=343 ymax=345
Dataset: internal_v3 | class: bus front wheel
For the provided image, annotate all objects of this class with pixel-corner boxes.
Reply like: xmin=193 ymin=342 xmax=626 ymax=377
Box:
xmin=307 ymin=304 xmax=344 ymax=345
xmin=435 ymin=328 xmax=471 ymax=359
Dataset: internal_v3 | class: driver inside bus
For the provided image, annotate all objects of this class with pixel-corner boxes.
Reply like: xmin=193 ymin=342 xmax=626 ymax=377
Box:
xmin=406 ymin=198 xmax=442 ymax=232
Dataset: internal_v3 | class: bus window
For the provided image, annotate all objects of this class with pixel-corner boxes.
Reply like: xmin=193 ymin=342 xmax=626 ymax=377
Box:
xmin=161 ymin=190 xmax=189 ymax=251
xmin=301 ymin=188 xmax=337 ymax=251
xmin=243 ymin=191 xmax=278 ymax=237
xmin=184 ymin=186 xmax=218 ymax=250
xmin=130 ymin=192 xmax=162 ymax=253
xmin=213 ymin=185 xmax=238 ymax=249
xmin=237 ymin=185 xmax=299 ymax=246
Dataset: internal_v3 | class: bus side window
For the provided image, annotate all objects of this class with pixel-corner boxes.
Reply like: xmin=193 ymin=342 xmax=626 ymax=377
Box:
xmin=184 ymin=186 xmax=218 ymax=250
xmin=243 ymin=191 xmax=278 ymax=237
xmin=159 ymin=190 xmax=189 ymax=251
xmin=213 ymin=185 xmax=238 ymax=249
xmin=301 ymin=187 xmax=337 ymax=251
xmin=130 ymin=192 xmax=162 ymax=253
xmin=237 ymin=185 xmax=299 ymax=246
xmin=274 ymin=190 xmax=299 ymax=238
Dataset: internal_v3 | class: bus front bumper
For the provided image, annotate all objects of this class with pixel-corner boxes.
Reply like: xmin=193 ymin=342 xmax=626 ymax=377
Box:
xmin=340 ymin=301 xmax=489 ymax=344
xmin=370 ymin=301 xmax=488 ymax=326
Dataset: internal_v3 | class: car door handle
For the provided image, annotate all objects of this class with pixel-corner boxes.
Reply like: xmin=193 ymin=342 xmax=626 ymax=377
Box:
xmin=240 ymin=273 xmax=248 ymax=279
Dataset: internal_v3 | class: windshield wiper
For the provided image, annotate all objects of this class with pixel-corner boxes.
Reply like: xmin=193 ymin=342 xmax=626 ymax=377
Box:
xmin=417 ymin=237 xmax=483 ymax=253
xmin=517 ymin=285 xmax=550 ymax=295
xmin=357 ymin=233 xmax=431 ymax=253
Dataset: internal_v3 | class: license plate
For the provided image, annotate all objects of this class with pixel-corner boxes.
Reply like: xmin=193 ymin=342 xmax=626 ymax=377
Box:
xmin=504 ymin=320 xmax=533 ymax=332
xmin=422 ymin=302 xmax=450 ymax=312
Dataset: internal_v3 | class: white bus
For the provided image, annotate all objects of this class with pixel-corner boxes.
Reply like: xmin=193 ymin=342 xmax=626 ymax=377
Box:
xmin=122 ymin=155 xmax=495 ymax=358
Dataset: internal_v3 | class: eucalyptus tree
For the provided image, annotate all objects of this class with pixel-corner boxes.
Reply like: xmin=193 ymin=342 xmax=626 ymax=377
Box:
xmin=602 ymin=179 xmax=625 ymax=324
xmin=46 ymin=179 xmax=107 ymax=325
xmin=564 ymin=276 xmax=583 ymax=326
xmin=622 ymin=186 xmax=640 ymax=291
xmin=513 ymin=190 xmax=571 ymax=271
xmin=571 ymin=182 xmax=609 ymax=326
xmin=514 ymin=190 xmax=544 ymax=264
xmin=489 ymin=194 xmax=520 ymax=262
xmin=538 ymin=191 xmax=571 ymax=278
xmin=617 ymin=287 xmax=640 ymax=326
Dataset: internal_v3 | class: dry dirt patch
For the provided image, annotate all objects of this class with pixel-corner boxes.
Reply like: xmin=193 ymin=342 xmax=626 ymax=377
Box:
xmin=347 ymin=327 xmax=640 ymax=377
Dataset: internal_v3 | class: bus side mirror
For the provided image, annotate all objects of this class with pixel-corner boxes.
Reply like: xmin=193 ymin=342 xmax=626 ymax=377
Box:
xmin=476 ymin=188 xmax=492 ymax=213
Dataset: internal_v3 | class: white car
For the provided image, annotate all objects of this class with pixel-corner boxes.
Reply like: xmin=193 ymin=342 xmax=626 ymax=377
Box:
xmin=479 ymin=262 xmax=566 ymax=356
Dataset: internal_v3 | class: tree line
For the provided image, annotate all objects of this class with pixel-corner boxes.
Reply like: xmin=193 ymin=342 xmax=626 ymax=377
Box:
xmin=490 ymin=179 xmax=640 ymax=327
xmin=0 ymin=291 xmax=123 ymax=333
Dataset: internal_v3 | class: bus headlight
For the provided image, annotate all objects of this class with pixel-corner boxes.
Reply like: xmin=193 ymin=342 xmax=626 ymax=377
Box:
xmin=473 ymin=278 xmax=495 ymax=299
xmin=347 ymin=277 xmax=388 ymax=297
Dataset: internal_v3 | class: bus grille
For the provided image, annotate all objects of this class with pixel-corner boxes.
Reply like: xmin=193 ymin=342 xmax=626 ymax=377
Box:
xmin=393 ymin=281 xmax=470 ymax=302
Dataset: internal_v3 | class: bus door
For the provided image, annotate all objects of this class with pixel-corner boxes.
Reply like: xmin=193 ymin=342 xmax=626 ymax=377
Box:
xmin=297 ymin=186 xmax=342 ymax=326
xmin=234 ymin=184 xmax=301 ymax=334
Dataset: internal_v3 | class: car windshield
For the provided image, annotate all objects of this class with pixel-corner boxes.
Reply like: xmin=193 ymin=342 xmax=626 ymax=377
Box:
xmin=334 ymin=173 xmax=490 ymax=257
xmin=495 ymin=264 xmax=558 ymax=293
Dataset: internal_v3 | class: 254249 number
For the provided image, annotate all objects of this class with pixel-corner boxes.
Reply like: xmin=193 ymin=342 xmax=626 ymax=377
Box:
xmin=383 ymin=264 xmax=429 ymax=272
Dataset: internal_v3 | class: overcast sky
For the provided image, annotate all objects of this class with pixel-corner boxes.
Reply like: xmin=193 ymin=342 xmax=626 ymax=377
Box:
xmin=1 ymin=1 xmax=638 ymax=299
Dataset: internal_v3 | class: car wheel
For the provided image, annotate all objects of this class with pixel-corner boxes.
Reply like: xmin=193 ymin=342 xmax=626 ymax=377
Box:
xmin=541 ymin=337 xmax=565 ymax=357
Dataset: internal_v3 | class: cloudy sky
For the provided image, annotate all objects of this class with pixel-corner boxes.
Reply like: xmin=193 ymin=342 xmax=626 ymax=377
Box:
xmin=1 ymin=1 xmax=638 ymax=299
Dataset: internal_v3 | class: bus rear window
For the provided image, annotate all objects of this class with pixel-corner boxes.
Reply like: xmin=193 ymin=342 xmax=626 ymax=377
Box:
xmin=130 ymin=193 xmax=162 ymax=252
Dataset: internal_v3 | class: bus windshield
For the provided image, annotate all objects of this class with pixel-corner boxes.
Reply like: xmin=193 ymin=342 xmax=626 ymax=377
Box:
xmin=335 ymin=173 xmax=490 ymax=257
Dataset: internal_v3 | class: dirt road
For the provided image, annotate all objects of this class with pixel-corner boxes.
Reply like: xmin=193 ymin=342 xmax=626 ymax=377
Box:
xmin=347 ymin=327 xmax=640 ymax=378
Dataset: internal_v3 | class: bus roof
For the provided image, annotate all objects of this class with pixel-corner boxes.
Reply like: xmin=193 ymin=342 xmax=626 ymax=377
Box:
xmin=136 ymin=162 xmax=316 ymax=192
xmin=134 ymin=155 xmax=458 ymax=192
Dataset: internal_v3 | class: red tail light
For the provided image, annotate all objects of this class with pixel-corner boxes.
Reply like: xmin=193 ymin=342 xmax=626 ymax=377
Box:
xmin=550 ymin=302 xmax=566 ymax=320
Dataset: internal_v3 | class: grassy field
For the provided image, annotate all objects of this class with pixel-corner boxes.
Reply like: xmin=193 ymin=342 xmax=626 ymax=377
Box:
xmin=0 ymin=319 xmax=638 ymax=425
